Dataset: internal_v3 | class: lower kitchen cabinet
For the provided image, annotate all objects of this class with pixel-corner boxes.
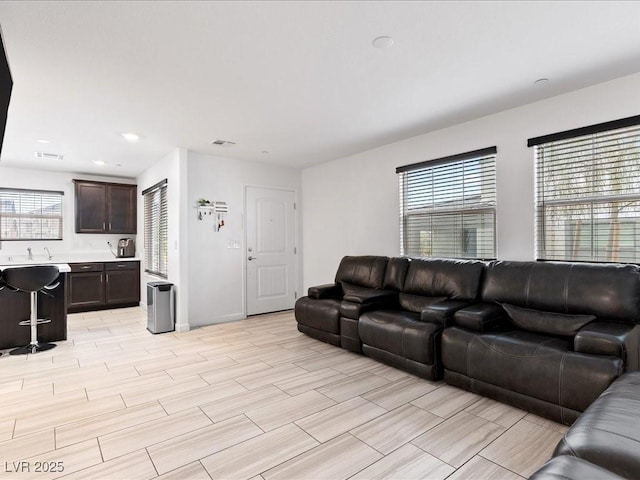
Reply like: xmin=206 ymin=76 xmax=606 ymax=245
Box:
xmin=68 ymin=269 xmax=105 ymax=309
xmin=106 ymin=262 xmax=140 ymax=305
xmin=68 ymin=261 xmax=140 ymax=312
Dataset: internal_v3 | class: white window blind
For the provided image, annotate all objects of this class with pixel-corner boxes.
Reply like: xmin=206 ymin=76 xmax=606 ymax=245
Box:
xmin=143 ymin=179 xmax=168 ymax=278
xmin=531 ymin=115 xmax=640 ymax=263
xmin=0 ymin=188 xmax=63 ymax=240
xmin=397 ymin=147 xmax=497 ymax=259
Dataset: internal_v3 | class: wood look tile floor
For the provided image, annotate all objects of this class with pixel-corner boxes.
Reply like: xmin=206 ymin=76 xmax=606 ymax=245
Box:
xmin=0 ymin=307 xmax=567 ymax=479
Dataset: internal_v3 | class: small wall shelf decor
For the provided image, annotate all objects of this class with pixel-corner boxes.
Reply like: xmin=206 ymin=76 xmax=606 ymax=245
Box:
xmin=197 ymin=200 xmax=228 ymax=232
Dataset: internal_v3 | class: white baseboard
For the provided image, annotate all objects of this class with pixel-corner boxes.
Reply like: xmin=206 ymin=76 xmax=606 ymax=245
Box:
xmin=189 ymin=312 xmax=246 ymax=328
xmin=175 ymin=322 xmax=191 ymax=332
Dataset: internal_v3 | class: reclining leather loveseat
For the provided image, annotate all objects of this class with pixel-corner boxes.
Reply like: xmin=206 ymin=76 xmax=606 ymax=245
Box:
xmin=296 ymin=255 xmax=484 ymax=380
xmin=442 ymin=260 xmax=640 ymax=425
xmin=358 ymin=257 xmax=484 ymax=379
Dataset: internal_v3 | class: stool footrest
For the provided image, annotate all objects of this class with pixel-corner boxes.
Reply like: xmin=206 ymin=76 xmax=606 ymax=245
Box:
xmin=10 ymin=343 xmax=56 ymax=355
xmin=18 ymin=319 xmax=51 ymax=326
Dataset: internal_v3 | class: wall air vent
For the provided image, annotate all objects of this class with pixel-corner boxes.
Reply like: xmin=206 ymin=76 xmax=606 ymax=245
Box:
xmin=209 ymin=139 xmax=236 ymax=147
xmin=34 ymin=152 xmax=64 ymax=160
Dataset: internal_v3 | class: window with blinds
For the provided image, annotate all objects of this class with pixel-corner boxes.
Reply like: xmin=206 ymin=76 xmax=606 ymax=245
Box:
xmin=397 ymin=147 xmax=497 ymax=259
xmin=143 ymin=179 xmax=168 ymax=278
xmin=530 ymin=115 xmax=640 ymax=263
xmin=0 ymin=188 xmax=63 ymax=240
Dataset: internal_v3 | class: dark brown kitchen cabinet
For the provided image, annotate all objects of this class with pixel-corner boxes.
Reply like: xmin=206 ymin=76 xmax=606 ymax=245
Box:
xmin=74 ymin=180 xmax=137 ymax=234
xmin=68 ymin=262 xmax=105 ymax=309
xmin=105 ymin=262 xmax=140 ymax=306
xmin=68 ymin=261 xmax=140 ymax=312
xmin=74 ymin=181 xmax=106 ymax=233
xmin=107 ymin=184 xmax=137 ymax=233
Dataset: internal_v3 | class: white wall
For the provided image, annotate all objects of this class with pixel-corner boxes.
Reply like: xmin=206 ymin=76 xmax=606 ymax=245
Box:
xmin=186 ymin=151 xmax=301 ymax=327
xmin=0 ymin=165 xmax=136 ymax=260
xmin=136 ymin=147 xmax=190 ymax=331
xmin=301 ymin=72 xmax=640 ymax=290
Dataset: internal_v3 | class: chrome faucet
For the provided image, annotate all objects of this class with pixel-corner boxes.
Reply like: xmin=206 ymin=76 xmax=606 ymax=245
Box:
xmin=27 ymin=247 xmax=32 ymax=261
xmin=44 ymin=247 xmax=52 ymax=260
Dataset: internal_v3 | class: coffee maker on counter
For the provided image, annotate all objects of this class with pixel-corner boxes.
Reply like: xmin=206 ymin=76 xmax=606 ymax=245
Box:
xmin=117 ymin=238 xmax=135 ymax=258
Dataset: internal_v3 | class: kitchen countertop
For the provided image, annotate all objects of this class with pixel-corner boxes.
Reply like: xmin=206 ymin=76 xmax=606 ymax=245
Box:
xmin=65 ymin=257 xmax=141 ymax=263
xmin=0 ymin=253 xmax=141 ymax=271
xmin=0 ymin=263 xmax=72 ymax=273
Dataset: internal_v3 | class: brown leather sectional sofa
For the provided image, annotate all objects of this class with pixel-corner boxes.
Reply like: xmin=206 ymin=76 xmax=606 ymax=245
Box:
xmin=295 ymin=256 xmax=640 ymax=413
xmin=530 ymin=371 xmax=640 ymax=479
xmin=295 ymin=255 xmax=640 ymax=478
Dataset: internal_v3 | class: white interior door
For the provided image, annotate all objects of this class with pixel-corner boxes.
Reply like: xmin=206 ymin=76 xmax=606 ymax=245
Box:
xmin=246 ymin=186 xmax=296 ymax=315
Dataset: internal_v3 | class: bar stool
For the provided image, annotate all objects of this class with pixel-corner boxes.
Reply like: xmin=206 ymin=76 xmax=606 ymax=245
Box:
xmin=3 ymin=265 xmax=60 ymax=355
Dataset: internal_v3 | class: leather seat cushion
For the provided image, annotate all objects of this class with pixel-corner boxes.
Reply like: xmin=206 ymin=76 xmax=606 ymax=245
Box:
xmin=554 ymin=372 xmax=640 ymax=478
xmin=294 ymin=296 xmax=341 ymax=334
xmin=359 ymin=310 xmax=441 ymax=365
xmin=442 ymin=327 xmax=622 ymax=412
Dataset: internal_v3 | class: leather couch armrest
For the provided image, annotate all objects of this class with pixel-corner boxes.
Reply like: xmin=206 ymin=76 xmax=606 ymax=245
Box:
xmin=575 ymin=322 xmax=640 ymax=370
xmin=343 ymin=289 xmax=397 ymax=305
xmin=421 ymin=300 xmax=474 ymax=327
xmin=308 ymin=283 xmax=342 ymax=300
xmin=453 ymin=303 xmax=508 ymax=332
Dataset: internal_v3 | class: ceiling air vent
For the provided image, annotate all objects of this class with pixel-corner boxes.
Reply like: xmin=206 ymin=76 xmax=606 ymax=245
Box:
xmin=209 ymin=139 xmax=236 ymax=147
xmin=34 ymin=152 xmax=64 ymax=160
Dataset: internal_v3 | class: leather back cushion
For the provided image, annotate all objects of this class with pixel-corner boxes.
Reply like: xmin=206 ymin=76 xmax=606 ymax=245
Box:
xmin=401 ymin=258 xmax=485 ymax=302
xmin=334 ymin=256 xmax=388 ymax=289
xmin=502 ymin=303 xmax=595 ymax=337
xmin=482 ymin=261 xmax=640 ymax=323
xmin=383 ymin=257 xmax=410 ymax=291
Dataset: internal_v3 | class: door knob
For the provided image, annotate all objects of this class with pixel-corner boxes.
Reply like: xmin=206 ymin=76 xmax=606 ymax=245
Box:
xmin=248 ymin=256 xmax=256 ymax=261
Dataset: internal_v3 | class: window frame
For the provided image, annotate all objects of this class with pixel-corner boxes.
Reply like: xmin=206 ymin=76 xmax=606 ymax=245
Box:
xmin=397 ymin=146 xmax=497 ymax=260
xmin=142 ymin=179 xmax=168 ymax=278
xmin=0 ymin=187 xmax=64 ymax=241
xmin=530 ymin=115 xmax=640 ymax=264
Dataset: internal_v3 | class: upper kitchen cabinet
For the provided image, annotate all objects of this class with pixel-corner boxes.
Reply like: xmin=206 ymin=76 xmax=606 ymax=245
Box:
xmin=74 ymin=180 xmax=137 ymax=234
xmin=107 ymin=183 xmax=137 ymax=233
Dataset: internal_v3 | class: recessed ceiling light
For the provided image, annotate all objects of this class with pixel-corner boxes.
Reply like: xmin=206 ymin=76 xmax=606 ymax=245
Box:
xmin=372 ymin=36 xmax=394 ymax=49
xmin=121 ymin=132 xmax=140 ymax=142
xmin=93 ymin=160 xmax=105 ymax=165
xmin=36 ymin=139 xmax=50 ymax=144
xmin=534 ymin=78 xmax=549 ymax=85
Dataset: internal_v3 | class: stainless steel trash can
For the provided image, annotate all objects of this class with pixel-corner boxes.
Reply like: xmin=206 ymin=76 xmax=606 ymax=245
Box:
xmin=147 ymin=282 xmax=174 ymax=334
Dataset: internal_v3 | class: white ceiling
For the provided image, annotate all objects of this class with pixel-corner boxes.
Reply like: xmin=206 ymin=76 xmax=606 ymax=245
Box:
xmin=0 ymin=1 xmax=639 ymax=178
